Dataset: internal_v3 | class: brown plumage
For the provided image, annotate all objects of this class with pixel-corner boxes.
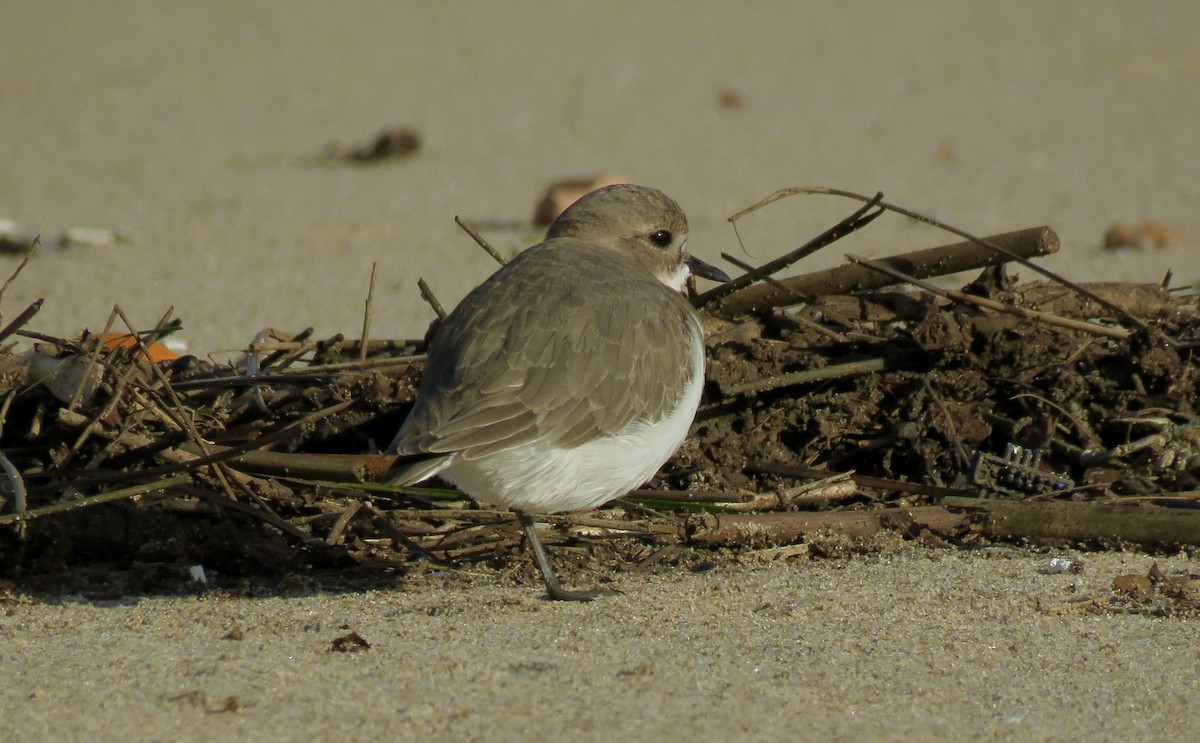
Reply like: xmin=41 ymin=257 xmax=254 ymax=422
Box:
xmin=386 ymin=184 xmax=728 ymax=600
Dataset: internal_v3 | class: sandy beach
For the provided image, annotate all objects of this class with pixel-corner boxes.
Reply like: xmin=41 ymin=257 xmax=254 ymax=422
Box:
xmin=2 ymin=2 xmax=1198 ymax=740
xmin=5 ymin=550 xmax=1199 ymax=742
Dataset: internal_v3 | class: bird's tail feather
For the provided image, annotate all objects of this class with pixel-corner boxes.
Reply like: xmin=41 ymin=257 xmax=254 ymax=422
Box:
xmin=384 ymin=453 xmax=454 ymax=487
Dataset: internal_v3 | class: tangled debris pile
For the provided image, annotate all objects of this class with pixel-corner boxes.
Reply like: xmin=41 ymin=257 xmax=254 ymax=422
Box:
xmin=1 ymin=193 xmax=1197 ymax=612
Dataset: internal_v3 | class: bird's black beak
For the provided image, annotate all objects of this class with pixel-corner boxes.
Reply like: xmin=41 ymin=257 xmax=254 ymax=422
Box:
xmin=686 ymin=254 xmax=731 ymax=283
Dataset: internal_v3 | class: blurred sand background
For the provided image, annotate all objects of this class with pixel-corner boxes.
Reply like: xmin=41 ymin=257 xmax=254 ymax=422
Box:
xmin=1 ymin=2 xmax=1199 ymax=741
xmin=2 ymin=1 xmax=1197 ymax=354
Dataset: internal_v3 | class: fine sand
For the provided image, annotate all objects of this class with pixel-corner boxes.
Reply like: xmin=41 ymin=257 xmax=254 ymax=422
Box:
xmin=5 ymin=551 xmax=1199 ymax=742
xmin=2 ymin=2 xmax=1198 ymax=740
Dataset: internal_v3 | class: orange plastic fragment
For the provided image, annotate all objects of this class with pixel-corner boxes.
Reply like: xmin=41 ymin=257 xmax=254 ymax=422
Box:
xmin=100 ymin=332 xmax=179 ymax=362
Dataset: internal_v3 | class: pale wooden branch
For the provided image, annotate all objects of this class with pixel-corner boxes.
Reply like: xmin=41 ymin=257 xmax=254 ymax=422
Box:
xmin=715 ymin=226 xmax=1059 ymax=315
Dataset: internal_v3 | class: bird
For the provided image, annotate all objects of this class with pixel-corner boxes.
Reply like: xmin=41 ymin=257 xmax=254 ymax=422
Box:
xmin=386 ymin=184 xmax=729 ymax=600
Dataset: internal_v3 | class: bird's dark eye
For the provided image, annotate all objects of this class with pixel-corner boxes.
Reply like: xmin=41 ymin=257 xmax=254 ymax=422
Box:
xmin=649 ymin=229 xmax=672 ymax=247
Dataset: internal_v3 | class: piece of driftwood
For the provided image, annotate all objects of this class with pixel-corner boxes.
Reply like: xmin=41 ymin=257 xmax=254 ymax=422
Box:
xmin=942 ymin=497 xmax=1200 ymax=547
xmin=684 ymin=507 xmax=970 ymax=547
xmin=715 ymin=226 xmax=1059 ymax=315
xmin=207 ymin=449 xmax=396 ymax=484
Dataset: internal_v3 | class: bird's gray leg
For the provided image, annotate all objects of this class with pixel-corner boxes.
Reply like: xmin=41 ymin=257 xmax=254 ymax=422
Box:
xmin=516 ymin=511 xmax=605 ymax=602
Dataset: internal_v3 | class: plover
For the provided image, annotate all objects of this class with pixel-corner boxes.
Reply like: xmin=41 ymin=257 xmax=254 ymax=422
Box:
xmin=387 ymin=184 xmax=728 ymax=600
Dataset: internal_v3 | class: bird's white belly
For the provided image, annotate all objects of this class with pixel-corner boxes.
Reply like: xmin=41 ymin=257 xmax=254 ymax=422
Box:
xmin=441 ymin=340 xmax=705 ymax=513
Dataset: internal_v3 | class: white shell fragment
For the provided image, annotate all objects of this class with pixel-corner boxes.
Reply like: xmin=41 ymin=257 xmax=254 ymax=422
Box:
xmin=1038 ymin=557 xmax=1084 ymax=575
xmin=20 ymin=348 xmax=104 ymax=406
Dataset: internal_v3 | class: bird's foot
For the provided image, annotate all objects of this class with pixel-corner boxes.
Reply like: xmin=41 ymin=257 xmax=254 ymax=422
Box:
xmin=516 ymin=510 xmax=621 ymax=602
xmin=541 ymin=577 xmax=622 ymax=603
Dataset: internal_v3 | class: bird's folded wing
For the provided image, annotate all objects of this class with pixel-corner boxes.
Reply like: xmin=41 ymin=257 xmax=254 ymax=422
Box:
xmin=393 ymin=241 xmax=700 ymax=459
xmin=384 ymin=452 xmax=453 ymax=487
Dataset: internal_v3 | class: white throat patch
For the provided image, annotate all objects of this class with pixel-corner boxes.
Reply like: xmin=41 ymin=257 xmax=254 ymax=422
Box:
xmin=661 ymin=260 xmax=690 ymax=292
